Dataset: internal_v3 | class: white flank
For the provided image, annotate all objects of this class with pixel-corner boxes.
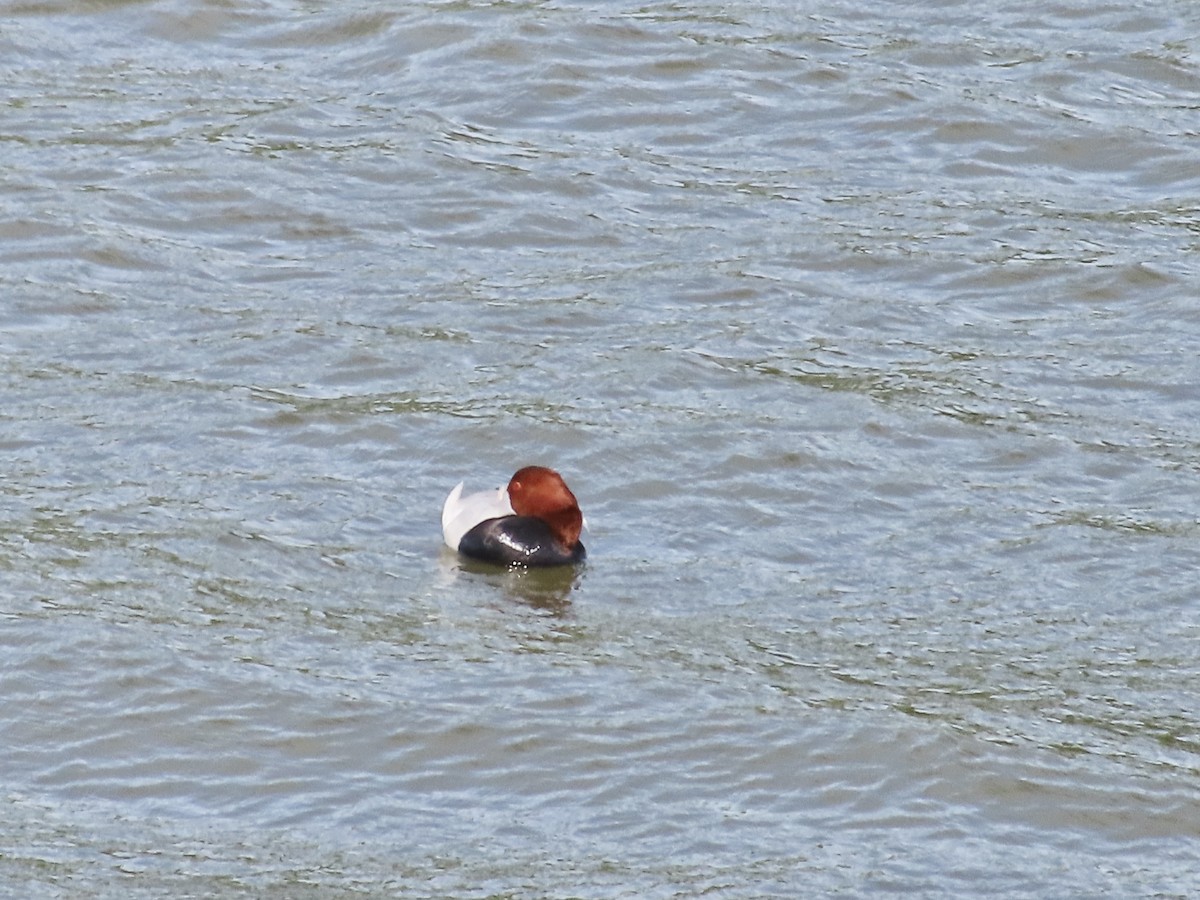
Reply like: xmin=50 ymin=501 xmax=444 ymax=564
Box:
xmin=441 ymin=481 xmax=515 ymax=550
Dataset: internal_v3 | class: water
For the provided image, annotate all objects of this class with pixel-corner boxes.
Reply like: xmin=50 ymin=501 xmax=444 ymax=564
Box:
xmin=2 ymin=0 xmax=1199 ymax=896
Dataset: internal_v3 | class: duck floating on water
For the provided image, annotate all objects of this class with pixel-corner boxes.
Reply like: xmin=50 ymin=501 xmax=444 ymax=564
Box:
xmin=441 ymin=466 xmax=586 ymax=567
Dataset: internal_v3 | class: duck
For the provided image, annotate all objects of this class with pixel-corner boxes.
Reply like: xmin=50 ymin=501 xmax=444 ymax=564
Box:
xmin=442 ymin=466 xmax=586 ymax=567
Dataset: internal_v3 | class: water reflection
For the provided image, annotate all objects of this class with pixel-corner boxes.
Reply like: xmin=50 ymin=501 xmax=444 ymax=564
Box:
xmin=438 ymin=552 xmax=582 ymax=614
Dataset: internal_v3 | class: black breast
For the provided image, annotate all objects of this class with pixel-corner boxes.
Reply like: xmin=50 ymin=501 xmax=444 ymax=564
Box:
xmin=458 ymin=515 xmax=586 ymax=567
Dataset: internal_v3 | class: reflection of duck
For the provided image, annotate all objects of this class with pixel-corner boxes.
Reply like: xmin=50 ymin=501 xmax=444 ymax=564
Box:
xmin=452 ymin=555 xmax=582 ymax=613
xmin=442 ymin=466 xmax=586 ymax=567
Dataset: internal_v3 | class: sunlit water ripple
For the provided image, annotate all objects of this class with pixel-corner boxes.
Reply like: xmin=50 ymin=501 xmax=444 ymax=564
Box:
xmin=2 ymin=0 xmax=1199 ymax=896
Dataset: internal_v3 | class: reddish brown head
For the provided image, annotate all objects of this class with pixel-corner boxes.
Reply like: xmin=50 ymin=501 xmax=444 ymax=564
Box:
xmin=507 ymin=466 xmax=583 ymax=549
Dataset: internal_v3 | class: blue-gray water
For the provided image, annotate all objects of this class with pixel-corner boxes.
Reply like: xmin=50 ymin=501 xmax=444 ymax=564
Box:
xmin=2 ymin=1 xmax=1199 ymax=896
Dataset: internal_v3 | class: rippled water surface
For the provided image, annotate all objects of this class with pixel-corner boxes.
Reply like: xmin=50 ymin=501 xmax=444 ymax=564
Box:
xmin=3 ymin=0 xmax=1200 ymax=896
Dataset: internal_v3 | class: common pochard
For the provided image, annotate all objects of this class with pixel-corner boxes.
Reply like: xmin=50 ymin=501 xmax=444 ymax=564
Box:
xmin=441 ymin=466 xmax=586 ymax=566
